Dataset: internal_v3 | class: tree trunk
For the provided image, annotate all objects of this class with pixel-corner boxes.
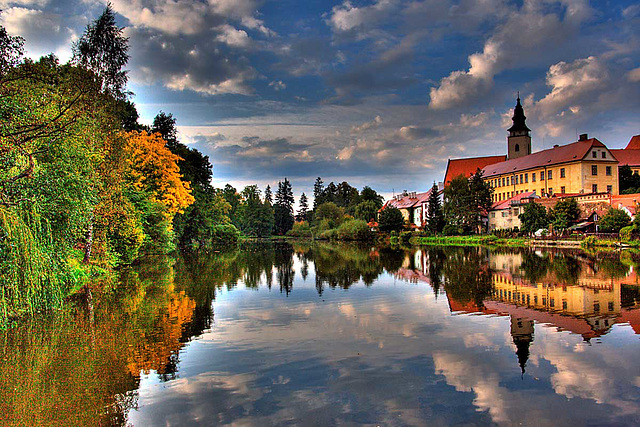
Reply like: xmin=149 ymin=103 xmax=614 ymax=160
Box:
xmin=83 ymin=215 xmax=94 ymax=264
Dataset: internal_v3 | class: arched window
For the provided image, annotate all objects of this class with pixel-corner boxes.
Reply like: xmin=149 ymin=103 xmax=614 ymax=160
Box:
xmin=515 ymin=143 xmax=520 ymax=152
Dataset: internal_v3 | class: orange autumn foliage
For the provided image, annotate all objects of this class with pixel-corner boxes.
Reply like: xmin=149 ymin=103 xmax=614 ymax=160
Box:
xmin=124 ymin=131 xmax=195 ymax=217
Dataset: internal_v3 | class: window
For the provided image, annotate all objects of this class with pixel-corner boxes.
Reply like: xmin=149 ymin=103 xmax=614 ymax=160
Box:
xmin=491 ymin=212 xmax=495 ymax=218
xmin=502 ymin=177 xmax=505 ymax=186
xmin=532 ymin=173 xmax=536 ymax=182
xmin=514 ymin=175 xmax=518 ymax=185
xmin=541 ymin=171 xmax=545 ymax=181
xmin=513 ymin=208 xmax=519 ymax=216
xmin=547 ymin=170 xmax=552 ymax=180
xmin=560 ymin=168 xmax=565 ymax=178
xmin=609 ymin=302 xmax=614 ymax=311
xmin=606 ymin=166 xmax=612 ymax=176
xmin=515 ymin=143 xmax=520 ymax=152
xmin=525 ymin=173 xmax=528 ymax=183
xmin=592 ymin=184 xmax=598 ymax=193
xmin=520 ymin=174 xmax=524 ymax=184
xmin=592 ymin=151 xmax=597 ymax=158
xmin=502 ymin=211 xmax=508 ymax=217
xmin=607 ymin=185 xmax=612 ymax=193
xmin=602 ymin=151 xmax=606 ymax=159
xmin=561 ymin=186 xmax=566 ymax=193
xmin=549 ymin=188 xmax=553 ymax=195
xmin=541 ymin=188 xmax=545 ymax=196
xmin=550 ymin=298 xmax=555 ymax=308
xmin=592 ymin=165 xmax=598 ymax=175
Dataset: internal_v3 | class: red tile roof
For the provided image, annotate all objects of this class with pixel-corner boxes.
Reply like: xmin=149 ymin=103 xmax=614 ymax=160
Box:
xmin=610 ymin=149 xmax=640 ymax=166
xmin=384 ymin=190 xmax=431 ymax=210
xmin=482 ymin=138 xmax=613 ymax=177
xmin=444 ymin=155 xmax=506 ymax=185
xmin=625 ymin=135 xmax=640 ymax=150
xmin=491 ymin=191 xmax=537 ymax=210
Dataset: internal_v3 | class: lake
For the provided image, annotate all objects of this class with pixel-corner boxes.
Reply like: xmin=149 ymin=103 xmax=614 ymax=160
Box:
xmin=2 ymin=242 xmax=640 ymax=426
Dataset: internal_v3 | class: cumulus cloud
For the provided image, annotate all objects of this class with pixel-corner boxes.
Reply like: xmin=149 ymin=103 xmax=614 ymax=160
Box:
xmin=0 ymin=7 xmax=76 ymax=59
xmin=328 ymin=0 xmax=400 ymax=37
xmin=127 ymin=26 xmax=257 ymax=96
xmin=534 ymin=56 xmax=608 ymax=118
xmin=627 ymin=67 xmax=640 ymax=82
xmin=429 ymin=0 xmax=593 ymax=109
xmin=215 ymin=24 xmax=251 ymax=48
xmin=351 ymin=115 xmax=383 ymax=133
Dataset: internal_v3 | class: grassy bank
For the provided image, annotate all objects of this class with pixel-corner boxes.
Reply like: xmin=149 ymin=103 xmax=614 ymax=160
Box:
xmin=411 ymin=235 xmax=530 ymax=247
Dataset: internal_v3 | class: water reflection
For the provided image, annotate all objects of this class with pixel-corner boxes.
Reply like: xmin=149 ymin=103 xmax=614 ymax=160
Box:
xmin=2 ymin=243 xmax=640 ymax=426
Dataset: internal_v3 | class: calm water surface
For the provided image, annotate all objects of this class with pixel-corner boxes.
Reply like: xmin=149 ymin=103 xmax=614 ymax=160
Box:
xmin=2 ymin=242 xmax=640 ymax=426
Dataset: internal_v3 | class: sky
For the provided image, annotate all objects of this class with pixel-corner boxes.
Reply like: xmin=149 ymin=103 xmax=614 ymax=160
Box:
xmin=3 ymin=0 xmax=640 ymax=201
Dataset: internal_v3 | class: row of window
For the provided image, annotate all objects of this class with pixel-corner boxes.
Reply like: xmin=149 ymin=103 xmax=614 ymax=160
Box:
xmin=491 ymin=184 xmax=613 ymax=202
xmin=489 ymin=165 xmax=612 ymax=189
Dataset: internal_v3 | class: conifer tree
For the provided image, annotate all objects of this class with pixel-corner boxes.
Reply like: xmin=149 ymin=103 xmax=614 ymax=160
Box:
xmin=426 ymin=182 xmax=444 ymax=234
xmin=274 ymin=178 xmax=294 ymax=234
xmin=297 ymin=193 xmax=309 ymax=221
xmin=313 ymin=177 xmax=323 ymax=208
xmin=265 ymin=185 xmax=272 ymax=204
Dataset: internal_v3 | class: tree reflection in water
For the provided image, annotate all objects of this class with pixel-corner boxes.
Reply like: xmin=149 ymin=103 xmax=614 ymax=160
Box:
xmin=2 ymin=242 xmax=640 ymax=426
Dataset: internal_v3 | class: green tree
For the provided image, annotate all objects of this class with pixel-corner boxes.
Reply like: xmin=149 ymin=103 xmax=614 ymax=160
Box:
xmin=354 ymin=200 xmax=380 ymax=222
xmin=360 ymin=186 xmax=384 ymax=207
xmin=598 ymin=208 xmax=631 ymax=233
xmin=72 ymin=2 xmax=130 ymax=100
xmin=297 ymin=193 xmax=309 ymax=222
xmin=443 ymin=175 xmax=472 ymax=234
xmin=469 ymin=169 xmax=493 ymax=232
xmin=619 ymin=165 xmax=640 ymax=194
xmin=519 ymin=202 xmax=548 ymax=233
xmin=274 ymin=178 xmax=294 ymax=235
xmin=378 ymin=206 xmax=404 ymax=232
xmin=236 ymin=185 xmax=273 ymax=237
xmin=313 ymin=177 xmax=323 ymax=208
xmin=0 ymin=19 xmax=24 ymax=75
xmin=264 ymin=185 xmax=272 ymax=204
xmin=550 ymin=198 xmax=580 ymax=232
xmin=314 ymin=202 xmax=344 ymax=229
xmin=426 ymin=182 xmax=444 ymax=234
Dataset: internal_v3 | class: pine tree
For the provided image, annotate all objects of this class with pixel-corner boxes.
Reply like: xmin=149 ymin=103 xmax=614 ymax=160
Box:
xmin=426 ymin=182 xmax=444 ymax=234
xmin=274 ymin=178 xmax=294 ymax=234
xmin=313 ymin=177 xmax=323 ymax=208
xmin=265 ymin=185 xmax=273 ymax=204
xmin=297 ymin=193 xmax=309 ymax=222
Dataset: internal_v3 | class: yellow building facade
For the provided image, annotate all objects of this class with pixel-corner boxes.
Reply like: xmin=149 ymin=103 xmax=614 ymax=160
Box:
xmin=484 ymin=136 xmax=619 ymax=203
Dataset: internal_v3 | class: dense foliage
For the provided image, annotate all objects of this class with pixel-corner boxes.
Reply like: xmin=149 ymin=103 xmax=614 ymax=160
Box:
xmin=443 ymin=171 xmax=493 ymax=235
xmin=598 ymin=208 xmax=631 ymax=233
xmin=518 ymin=202 xmax=549 ymax=233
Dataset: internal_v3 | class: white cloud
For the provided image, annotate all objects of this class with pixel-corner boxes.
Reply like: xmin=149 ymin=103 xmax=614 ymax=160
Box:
xmin=0 ymin=0 xmax=48 ymax=6
xmin=215 ymin=24 xmax=250 ymax=48
xmin=429 ymin=0 xmax=593 ymax=109
xmin=165 ymin=71 xmax=255 ymax=96
xmin=351 ymin=115 xmax=382 ymax=133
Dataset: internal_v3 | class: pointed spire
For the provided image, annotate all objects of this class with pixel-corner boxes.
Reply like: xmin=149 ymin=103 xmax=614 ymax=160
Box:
xmin=508 ymin=94 xmax=530 ymax=134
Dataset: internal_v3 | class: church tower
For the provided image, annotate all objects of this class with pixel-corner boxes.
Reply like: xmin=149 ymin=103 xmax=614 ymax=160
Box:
xmin=507 ymin=95 xmax=531 ymax=160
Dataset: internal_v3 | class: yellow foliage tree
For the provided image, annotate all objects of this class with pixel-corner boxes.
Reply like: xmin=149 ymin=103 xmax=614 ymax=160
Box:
xmin=124 ymin=131 xmax=195 ymax=218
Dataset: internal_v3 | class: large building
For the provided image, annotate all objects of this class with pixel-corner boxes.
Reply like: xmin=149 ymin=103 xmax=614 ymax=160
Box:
xmin=445 ymin=96 xmax=640 ymax=203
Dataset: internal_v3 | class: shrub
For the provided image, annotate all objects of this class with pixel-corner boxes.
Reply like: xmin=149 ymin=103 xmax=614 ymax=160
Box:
xmin=443 ymin=223 xmax=462 ymax=236
xmin=210 ymin=224 xmax=240 ymax=248
xmin=620 ymin=225 xmax=634 ymax=241
xmin=336 ymin=219 xmax=373 ymax=241
xmin=598 ymin=208 xmax=631 ymax=233
xmin=378 ymin=207 xmax=404 ymax=232
xmin=286 ymin=221 xmax=313 ymax=238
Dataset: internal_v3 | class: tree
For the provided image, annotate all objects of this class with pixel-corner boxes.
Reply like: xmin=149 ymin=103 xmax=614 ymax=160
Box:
xmin=265 ymin=185 xmax=272 ymax=204
xmin=378 ymin=206 xmax=404 ymax=232
xmin=443 ymin=171 xmax=493 ymax=235
xmin=354 ymin=200 xmax=379 ymax=222
xmin=314 ymin=202 xmax=344 ymax=229
xmin=550 ymin=198 xmax=580 ymax=232
xmin=519 ymin=202 xmax=548 ymax=233
xmin=598 ymin=208 xmax=631 ymax=233
xmin=297 ymin=193 xmax=309 ymax=221
xmin=619 ymin=165 xmax=640 ymax=194
xmin=72 ymin=2 xmax=130 ymax=100
xmin=335 ymin=181 xmax=360 ymax=211
xmin=274 ymin=178 xmax=294 ymax=235
xmin=360 ymin=186 xmax=384 ymax=208
xmin=426 ymin=183 xmax=444 ymax=234
xmin=236 ymin=185 xmax=273 ymax=237
xmin=469 ymin=169 xmax=493 ymax=232
xmin=0 ymin=19 xmax=24 ymax=75
xmin=152 ymin=111 xmax=178 ymax=147
xmin=313 ymin=177 xmax=323 ymax=208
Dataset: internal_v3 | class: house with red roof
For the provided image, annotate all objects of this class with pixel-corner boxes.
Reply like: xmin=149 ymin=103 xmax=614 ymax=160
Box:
xmin=381 ymin=189 xmax=432 ymax=228
xmin=488 ymin=191 xmax=539 ymax=231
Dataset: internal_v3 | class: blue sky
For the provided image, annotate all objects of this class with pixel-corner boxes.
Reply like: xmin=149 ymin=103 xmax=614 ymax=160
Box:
xmin=3 ymin=0 xmax=640 ymax=200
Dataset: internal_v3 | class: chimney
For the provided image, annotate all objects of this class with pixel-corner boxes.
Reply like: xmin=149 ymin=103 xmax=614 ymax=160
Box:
xmin=579 ymin=133 xmax=588 ymax=141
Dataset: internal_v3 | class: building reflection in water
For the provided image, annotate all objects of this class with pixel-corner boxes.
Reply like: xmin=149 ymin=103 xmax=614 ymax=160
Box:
xmin=395 ymin=247 xmax=640 ymax=344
